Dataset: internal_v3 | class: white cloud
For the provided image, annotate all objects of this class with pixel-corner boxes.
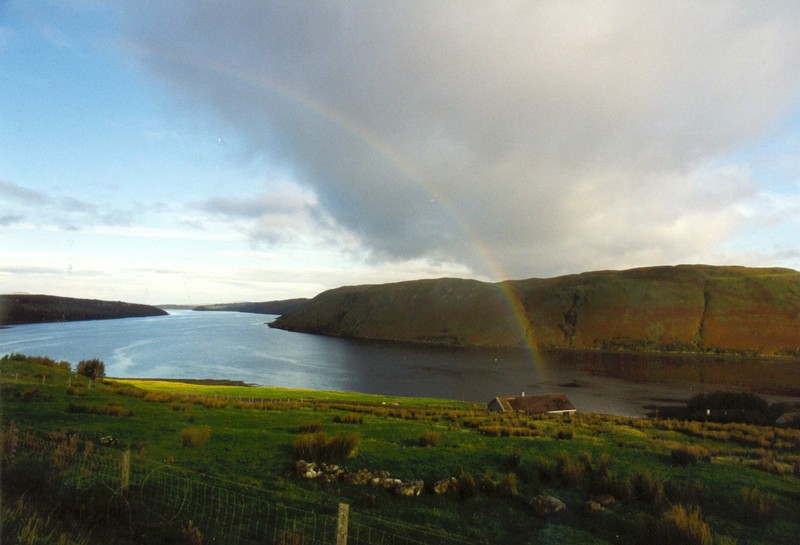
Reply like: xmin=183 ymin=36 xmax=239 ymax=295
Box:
xmin=112 ymin=1 xmax=800 ymax=279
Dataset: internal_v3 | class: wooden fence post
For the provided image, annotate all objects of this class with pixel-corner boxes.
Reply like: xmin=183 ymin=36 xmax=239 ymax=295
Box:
xmin=336 ymin=503 xmax=349 ymax=545
xmin=120 ymin=450 xmax=131 ymax=493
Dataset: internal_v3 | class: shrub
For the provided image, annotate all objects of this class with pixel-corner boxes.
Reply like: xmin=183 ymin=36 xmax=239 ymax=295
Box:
xmin=67 ymin=404 xmax=135 ymax=417
xmin=655 ymin=504 xmax=712 ymax=545
xmin=741 ymin=487 xmax=777 ymax=521
xmin=556 ymin=451 xmax=584 ymax=486
xmin=333 ymin=414 xmax=364 ymax=425
xmin=629 ymin=471 xmax=665 ymax=506
xmin=497 ymin=473 xmax=518 ymax=498
xmin=458 ymin=470 xmax=478 ymax=498
xmin=418 ymin=431 xmax=440 ymax=447
xmin=299 ymin=422 xmax=322 ymax=434
xmin=556 ymin=427 xmax=574 ymax=440
xmin=292 ymin=432 xmax=360 ymax=463
xmin=76 ymin=358 xmax=105 ymax=380
xmin=179 ymin=426 xmax=211 ymax=448
xmin=671 ymin=444 xmax=711 ymax=466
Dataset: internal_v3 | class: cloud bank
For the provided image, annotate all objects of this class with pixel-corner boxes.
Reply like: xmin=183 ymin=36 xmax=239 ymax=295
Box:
xmin=118 ymin=1 xmax=800 ymax=279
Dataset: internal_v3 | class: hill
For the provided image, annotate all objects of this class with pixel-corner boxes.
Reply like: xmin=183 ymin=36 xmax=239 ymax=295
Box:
xmin=0 ymin=294 xmax=168 ymax=325
xmin=269 ymin=265 xmax=800 ymax=356
xmin=193 ymin=297 xmax=308 ymax=315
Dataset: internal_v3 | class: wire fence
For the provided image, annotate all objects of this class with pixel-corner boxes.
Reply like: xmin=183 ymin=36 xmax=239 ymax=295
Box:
xmin=2 ymin=429 xmax=476 ymax=545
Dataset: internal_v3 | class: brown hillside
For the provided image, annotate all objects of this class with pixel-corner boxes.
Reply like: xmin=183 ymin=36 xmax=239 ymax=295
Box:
xmin=270 ymin=265 xmax=800 ymax=355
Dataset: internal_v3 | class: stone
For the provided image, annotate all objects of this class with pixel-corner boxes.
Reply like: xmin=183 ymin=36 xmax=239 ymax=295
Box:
xmin=296 ymin=461 xmax=321 ymax=479
xmin=583 ymin=500 xmax=603 ymax=515
xmin=529 ymin=495 xmax=567 ymax=517
xmin=433 ymin=477 xmax=459 ymax=495
xmin=394 ymin=480 xmax=424 ymax=497
xmin=344 ymin=469 xmax=373 ymax=486
xmin=589 ymin=494 xmax=616 ymax=507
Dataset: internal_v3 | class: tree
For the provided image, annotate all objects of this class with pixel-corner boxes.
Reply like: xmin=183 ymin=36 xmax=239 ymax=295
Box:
xmin=76 ymin=358 xmax=105 ymax=379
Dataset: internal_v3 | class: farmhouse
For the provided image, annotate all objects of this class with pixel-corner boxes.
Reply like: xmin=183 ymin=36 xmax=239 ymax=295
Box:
xmin=488 ymin=393 xmax=576 ymax=415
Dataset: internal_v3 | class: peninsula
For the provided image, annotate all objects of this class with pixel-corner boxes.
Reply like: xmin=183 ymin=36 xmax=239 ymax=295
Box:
xmin=0 ymin=294 xmax=168 ymax=325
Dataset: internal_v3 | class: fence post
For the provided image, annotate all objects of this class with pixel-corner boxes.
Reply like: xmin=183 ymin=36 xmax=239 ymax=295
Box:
xmin=336 ymin=503 xmax=349 ymax=545
xmin=120 ymin=450 xmax=131 ymax=493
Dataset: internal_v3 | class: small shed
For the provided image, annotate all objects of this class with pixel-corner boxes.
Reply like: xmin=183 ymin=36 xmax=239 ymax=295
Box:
xmin=488 ymin=393 xmax=576 ymax=415
xmin=775 ymin=411 xmax=800 ymax=427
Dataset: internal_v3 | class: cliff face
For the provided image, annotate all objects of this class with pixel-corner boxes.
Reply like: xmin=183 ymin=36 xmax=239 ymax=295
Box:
xmin=270 ymin=265 xmax=800 ymax=356
xmin=0 ymin=294 xmax=168 ymax=325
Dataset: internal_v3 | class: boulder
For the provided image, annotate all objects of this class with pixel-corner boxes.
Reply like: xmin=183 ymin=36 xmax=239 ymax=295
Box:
xmin=529 ymin=495 xmax=567 ymax=517
xmin=100 ymin=435 xmax=119 ymax=446
xmin=583 ymin=500 xmax=603 ymax=515
xmin=344 ymin=469 xmax=373 ymax=486
xmin=295 ymin=460 xmax=320 ymax=479
xmin=394 ymin=480 xmax=424 ymax=497
xmin=433 ymin=477 xmax=459 ymax=495
xmin=589 ymin=494 xmax=616 ymax=507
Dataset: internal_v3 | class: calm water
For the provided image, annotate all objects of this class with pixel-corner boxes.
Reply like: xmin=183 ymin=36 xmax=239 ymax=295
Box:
xmin=2 ymin=310 xmax=796 ymax=415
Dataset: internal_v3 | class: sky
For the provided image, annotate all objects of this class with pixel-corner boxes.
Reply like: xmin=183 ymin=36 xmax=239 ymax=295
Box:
xmin=2 ymin=1 xmax=799 ymax=305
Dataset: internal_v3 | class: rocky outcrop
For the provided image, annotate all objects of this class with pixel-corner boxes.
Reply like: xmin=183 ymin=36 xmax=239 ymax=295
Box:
xmin=295 ymin=461 xmax=426 ymax=497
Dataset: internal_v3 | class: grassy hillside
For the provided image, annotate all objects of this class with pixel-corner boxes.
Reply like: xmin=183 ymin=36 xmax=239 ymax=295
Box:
xmin=0 ymin=294 xmax=168 ymax=325
xmin=270 ymin=265 xmax=800 ymax=356
xmin=3 ymin=354 xmax=800 ymax=545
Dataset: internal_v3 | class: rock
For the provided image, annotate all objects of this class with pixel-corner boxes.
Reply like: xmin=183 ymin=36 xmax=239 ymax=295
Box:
xmin=394 ymin=480 xmax=424 ymax=497
xmin=295 ymin=460 xmax=320 ymax=479
xmin=529 ymin=495 xmax=567 ymax=517
xmin=583 ymin=500 xmax=603 ymax=515
xmin=589 ymin=494 xmax=616 ymax=507
xmin=100 ymin=435 xmax=119 ymax=446
xmin=344 ymin=469 xmax=373 ymax=486
xmin=433 ymin=477 xmax=459 ymax=495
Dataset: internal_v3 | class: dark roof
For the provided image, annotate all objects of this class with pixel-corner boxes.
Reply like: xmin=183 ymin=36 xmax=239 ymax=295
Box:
xmin=491 ymin=394 xmax=576 ymax=413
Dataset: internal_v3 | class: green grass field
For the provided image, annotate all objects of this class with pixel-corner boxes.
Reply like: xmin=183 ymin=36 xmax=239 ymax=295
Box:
xmin=3 ymin=354 xmax=800 ymax=545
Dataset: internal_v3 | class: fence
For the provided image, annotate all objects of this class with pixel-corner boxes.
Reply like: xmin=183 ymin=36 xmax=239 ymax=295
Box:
xmin=2 ymin=430 xmax=476 ymax=545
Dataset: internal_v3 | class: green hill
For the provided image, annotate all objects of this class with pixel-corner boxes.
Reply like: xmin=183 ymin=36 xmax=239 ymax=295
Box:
xmin=0 ymin=294 xmax=168 ymax=325
xmin=270 ymin=265 xmax=800 ymax=356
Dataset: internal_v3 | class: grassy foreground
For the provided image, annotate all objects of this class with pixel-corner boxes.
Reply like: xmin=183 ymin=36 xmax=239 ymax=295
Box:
xmin=2 ymin=354 xmax=800 ymax=545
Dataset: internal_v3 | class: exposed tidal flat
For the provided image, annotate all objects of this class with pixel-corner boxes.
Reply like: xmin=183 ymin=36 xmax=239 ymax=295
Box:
xmin=1 ymin=310 xmax=798 ymax=416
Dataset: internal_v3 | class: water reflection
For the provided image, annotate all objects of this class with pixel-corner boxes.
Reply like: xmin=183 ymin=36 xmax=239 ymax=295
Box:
xmin=1 ymin=310 xmax=797 ymax=416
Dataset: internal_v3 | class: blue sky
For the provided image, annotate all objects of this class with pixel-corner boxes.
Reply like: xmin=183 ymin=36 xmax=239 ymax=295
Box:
xmin=2 ymin=1 xmax=799 ymax=305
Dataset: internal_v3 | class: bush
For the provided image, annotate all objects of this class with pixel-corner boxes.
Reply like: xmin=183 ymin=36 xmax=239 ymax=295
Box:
xmin=556 ymin=451 xmax=584 ymax=485
xmin=497 ymin=473 xmax=518 ymax=498
xmin=333 ymin=414 xmax=364 ymax=425
xmin=418 ymin=431 xmax=440 ymax=447
xmin=292 ymin=432 xmax=360 ymax=463
xmin=179 ymin=426 xmax=211 ymax=448
xmin=628 ymin=471 xmax=665 ymax=506
xmin=299 ymin=422 xmax=322 ymax=434
xmin=655 ymin=504 xmax=712 ymax=545
xmin=76 ymin=359 xmax=105 ymax=380
xmin=741 ymin=486 xmax=777 ymax=521
xmin=671 ymin=444 xmax=711 ymax=466
xmin=458 ymin=470 xmax=478 ymax=498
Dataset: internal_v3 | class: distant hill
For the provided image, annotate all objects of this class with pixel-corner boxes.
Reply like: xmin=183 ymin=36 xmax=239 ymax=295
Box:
xmin=0 ymin=294 xmax=168 ymax=325
xmin=269 ymin=265 xmax=800 ymax=356
xmin=193 ymin=298 xmax=309 ymax=316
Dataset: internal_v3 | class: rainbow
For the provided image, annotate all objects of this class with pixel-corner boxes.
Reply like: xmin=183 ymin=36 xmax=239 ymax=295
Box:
xmin=143 ymin=46 xmax=548 ymax=372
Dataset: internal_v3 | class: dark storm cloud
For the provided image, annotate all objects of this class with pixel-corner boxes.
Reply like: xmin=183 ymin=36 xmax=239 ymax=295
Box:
xmin=118 ymin=1 xmax=800 ymax=277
